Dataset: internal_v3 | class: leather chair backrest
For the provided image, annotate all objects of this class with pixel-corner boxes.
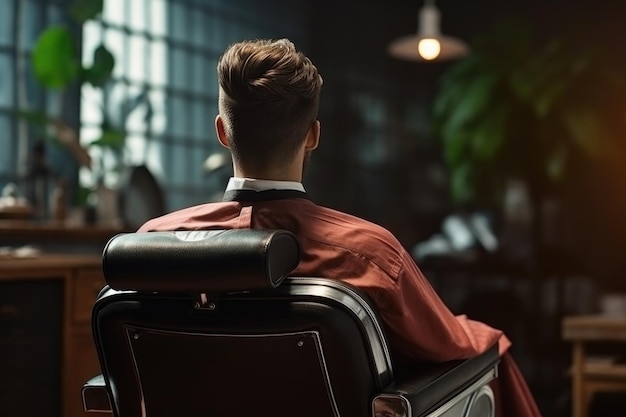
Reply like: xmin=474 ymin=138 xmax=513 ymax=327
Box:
xmin=102 ymin=229 xmax=300 ymax=292
xmin=92 ymin=229 xmax=394 ymax=417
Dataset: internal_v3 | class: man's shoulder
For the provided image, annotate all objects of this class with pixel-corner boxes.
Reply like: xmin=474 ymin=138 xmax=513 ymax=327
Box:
xmin=137 ymin=201 xmax=239 ymax=232
xmin=298 ymin=203 xmax=408 ymax=272
xmin=310 ymin=204 xmax=396 ymax=237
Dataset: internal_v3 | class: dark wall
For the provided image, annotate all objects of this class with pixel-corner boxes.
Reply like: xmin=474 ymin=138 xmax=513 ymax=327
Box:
xmin=305 ymin=1 xmax=456 ymax=247
xmin=302 ymin=0 xmax=626 ymax=288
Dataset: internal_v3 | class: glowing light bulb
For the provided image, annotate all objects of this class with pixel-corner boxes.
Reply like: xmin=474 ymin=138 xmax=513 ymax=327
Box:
xmin=418 ymin=38 xmax=441 ymax=61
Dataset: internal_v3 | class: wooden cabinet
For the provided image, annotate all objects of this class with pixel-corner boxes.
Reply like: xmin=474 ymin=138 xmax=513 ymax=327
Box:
xmin=0 ymin=255 xmax=104 ymax=417
xmin=65 ymin=332 xmax=103 ymax=417
xmin=65 ymin=267 xmax=106 ymax=417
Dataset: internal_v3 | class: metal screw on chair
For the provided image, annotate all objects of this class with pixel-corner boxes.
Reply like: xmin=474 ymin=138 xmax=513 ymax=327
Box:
xmin=133 ymin=332 xmax=140 ymax=340
xmin=297 ymin=340 xmax=304 ymax=347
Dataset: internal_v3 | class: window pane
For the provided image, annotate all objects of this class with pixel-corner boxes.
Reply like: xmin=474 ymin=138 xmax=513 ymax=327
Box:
xmin=47 ymin=4 xmax=63 ymax=25
xmin=169 ymin=140 xmax=189 ymax=186
xmin=192 ymin=54 xmax=203 ymax=93
xmin=128 ymin=34 xmax=147 ymax=83
xmin=20 ymin=0 xmax=43 ymax=50
xmin=126 ymin=134 xmax=147 ymax=165
xmin=166 ymin=189 xmax=188 ymax=211
xmin=211 ymin=14 xmax=225 ymax=48
xmin=145 ymin=137 xmax=163 ymax=179
xmin=150 ymin=0 xmax=167 ymax=38
xmin=167 ymin=96 xmax=188 ymax=137
xmin=0 ymin=115 xmax=13 ymax=173
xmin=169 ymin=47 xmax=186 ymax=91
xmin=169 ymin=2 xmax=187 ymax=43
xmin=190 ymin=143 xmax=207 ymax=187
xmin=223 ymin=19 xmax=246 ymax=46
xmin=104 ymin=82 xmax=127 ymax=128
xmin=205 ymin=56 xmax=218 ymax=98
xmin=149 ymin=90 xmax=166 ymax=135
xmin=184 ymin=54 xmax=195 ymax=92
xmin=0 ymin=53 xmax=13 ymax=107
xmin=81 ymin=84 xmax=103 ymax=126
xmin=127 ymin=0 xmax=147 ymax=32
xmin=105 ymin=29 xmax=125 ymax=78
xmin=150 ymin=40 xmax=167 ymax=86
xmin=79 ymin=126 xmax=103 ymax=187
xmin=125 ymin=86 xmax=150 ymax=134
xmin=103 ymin=0 xmax=125 ymax=27
xmin=191 ymin=100 xmax=204 ymax=140
xmin=82 ymin=21 xmax=101 ymax=67
xmin=191 ymin=9 xmax=205 ymax=48
xmin=23 ymin=56 xmax=44 ymax=109
xmin=45 ymin=90 xmax=63 ymax=120
xmin=0 ymin=0 xmax=14 ymax=46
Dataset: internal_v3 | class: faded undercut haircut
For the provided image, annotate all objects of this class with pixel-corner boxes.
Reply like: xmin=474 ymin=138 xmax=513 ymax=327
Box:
xmin=217 ymin=39 xmax=323 ymax=170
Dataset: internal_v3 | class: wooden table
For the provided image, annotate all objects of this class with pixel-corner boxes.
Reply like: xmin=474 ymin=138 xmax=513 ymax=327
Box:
xmin=0 ymin=219 xmax=126 ymax=253
xmin=0 ymin=219 xmax=124 ymax=241
xmin=562 ymin=315 xmax=626 ymax=417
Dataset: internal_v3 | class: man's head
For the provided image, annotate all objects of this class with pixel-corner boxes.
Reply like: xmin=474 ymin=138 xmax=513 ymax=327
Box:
xmin=215 ymin=38 xmax=322 ymax=180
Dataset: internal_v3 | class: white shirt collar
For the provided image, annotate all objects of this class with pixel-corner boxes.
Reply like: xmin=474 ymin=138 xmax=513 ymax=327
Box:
xmin=225 ymin=177 xmax=306 ymax=193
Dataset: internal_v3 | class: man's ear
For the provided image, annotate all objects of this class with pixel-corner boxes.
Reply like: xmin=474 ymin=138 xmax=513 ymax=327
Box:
xmin=305 ymin=120 xmax=320 ymax=152
xmin=215 ymin=115 xmax=230 ymax=149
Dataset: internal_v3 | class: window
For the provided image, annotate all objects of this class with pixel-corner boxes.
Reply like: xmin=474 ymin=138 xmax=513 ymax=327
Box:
xmin=82 ymin=0 xmax=312 ymax=211
xmin=1 ymin=0 xmax=311 ymax=214
xmin=0 ymin=0 xmax=71 ymax=198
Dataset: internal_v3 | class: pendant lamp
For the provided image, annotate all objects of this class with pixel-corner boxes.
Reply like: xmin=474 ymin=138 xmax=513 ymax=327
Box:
xmin=388 ymin=0 xmax=469 ymax=62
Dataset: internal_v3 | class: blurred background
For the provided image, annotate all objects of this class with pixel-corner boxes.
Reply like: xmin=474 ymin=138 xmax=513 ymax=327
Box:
xmin=1 ymin=0 xmax=626 ymax=416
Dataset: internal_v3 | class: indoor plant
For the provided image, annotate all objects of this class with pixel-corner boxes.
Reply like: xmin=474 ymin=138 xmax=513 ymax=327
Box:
xmin=20 ymin=0 xmax=152 ymax=221
xmin=432 ymin=19 xmax=626 ymax=252
xmin=22 ymin=0 xmax=119 ymax=171
xmin=433 ymin=19 xmax=626 ymax=207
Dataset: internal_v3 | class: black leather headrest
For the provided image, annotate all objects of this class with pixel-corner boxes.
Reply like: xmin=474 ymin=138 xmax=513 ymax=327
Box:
xmin=102 ymin=229 xmax=301 ymax=292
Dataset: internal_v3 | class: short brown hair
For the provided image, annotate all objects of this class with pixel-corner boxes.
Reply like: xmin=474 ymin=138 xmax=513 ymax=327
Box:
xmin=217 ymin=39 xmax=322 ymax=171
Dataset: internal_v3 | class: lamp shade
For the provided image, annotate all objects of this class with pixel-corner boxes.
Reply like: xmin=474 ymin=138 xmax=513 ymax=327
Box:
xmin=387 ymin=1 xmax=469 ymax=62
xmin=388 ymin=34 xmax=469 ymax=62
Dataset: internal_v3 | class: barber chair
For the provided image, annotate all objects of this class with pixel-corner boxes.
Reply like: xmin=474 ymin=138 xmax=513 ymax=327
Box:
xmin=82 ymin=229 xmax=499 ymax=417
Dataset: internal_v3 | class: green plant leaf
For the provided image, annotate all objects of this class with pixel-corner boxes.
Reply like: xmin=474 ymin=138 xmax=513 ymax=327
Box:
xmin=433 ymin=17 xmax=626 ymax=207
xmin=69 ymin=0 xmax=104 ymax=22
xmin=471 ymin=104 xmax=509 ymax=160
xmin=32 ymin=26 xmax=79 ymax=89
xmin=74 ymin=186 xmax=93 ymax=206
xmin=442 ymin=128 xmax=470 ymax=166
xmin=81 ymin=44 xmax=115 ymax=87
xmin=511 ymin=39 xmax=593 ymax=118
xmin=434 ymin=55 xmax=486 ymax=119
xmin=449 ymin=162 xmax=475 ymax=204
xmin=439 ymin=54 xmax=484 ymax=86
xmin=16 ymin=109 xmax=53 ymax=126
xmin=441 ymin=73 xmax=500 ymax=131
xmin=89 ymin=128 xmax=125 ymax=149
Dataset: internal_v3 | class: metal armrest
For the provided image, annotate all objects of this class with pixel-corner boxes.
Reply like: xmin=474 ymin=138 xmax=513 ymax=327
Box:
xmin=374 ymin=344 xmax=499 ymax=417
xmin=81 ymin=374 xmax=112 ymax=413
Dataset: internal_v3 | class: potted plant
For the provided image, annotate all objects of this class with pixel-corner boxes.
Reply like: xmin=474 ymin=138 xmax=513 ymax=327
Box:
xmin=432 ymin=19 xmax=626 ymax=256
xmin=20 ymin=0 xmax=152 ymax=224
xmin=22 ymin=0 xmax=119 ymax=166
